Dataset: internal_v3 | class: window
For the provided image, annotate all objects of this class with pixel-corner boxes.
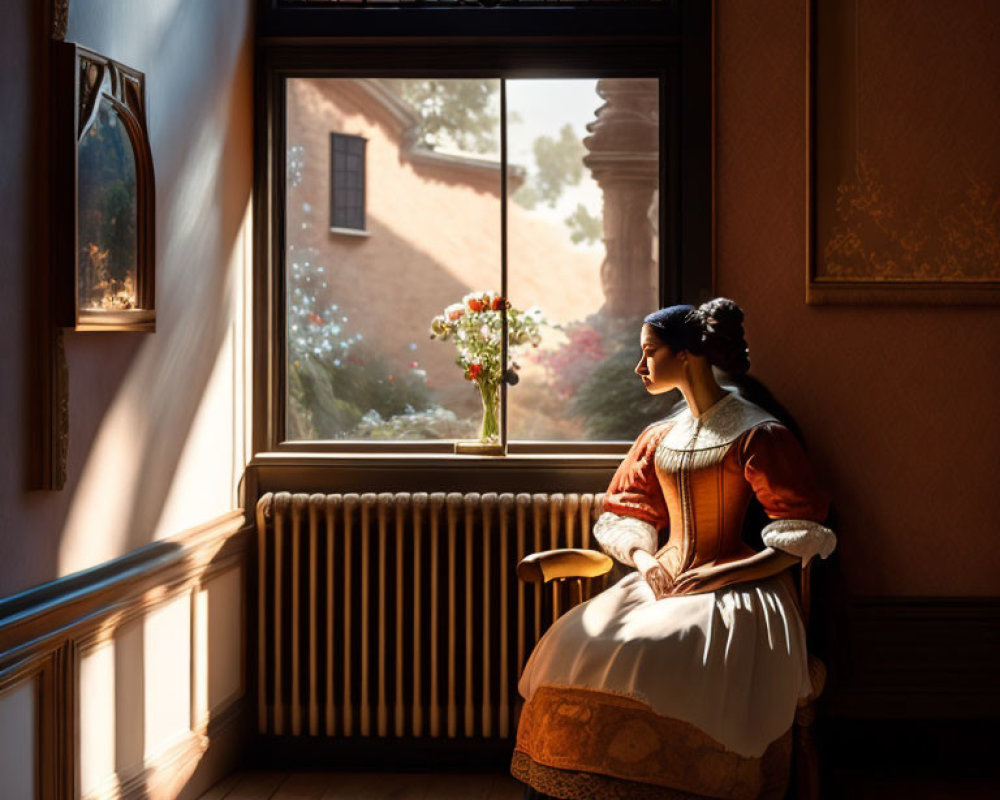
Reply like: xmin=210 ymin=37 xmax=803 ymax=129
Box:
xmin=329 ymin=133 xmax=366 ymax=233
xmin=254 ymin=2 xmax=712 ymax=458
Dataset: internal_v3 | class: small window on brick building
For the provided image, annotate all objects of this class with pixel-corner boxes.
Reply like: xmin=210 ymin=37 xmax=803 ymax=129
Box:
xmin=329 ymin=132 xmax=366 ymax=232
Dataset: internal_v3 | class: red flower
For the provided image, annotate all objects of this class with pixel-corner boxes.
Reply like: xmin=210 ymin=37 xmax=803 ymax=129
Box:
xmin=491 ymin=296 xmax=506 ymax=311
xmin=468 ymin=298 xmax=485 ymax=312
xmin=307 ymin=313 xmax=323 ymax=325
xmin=465 ymin=363 xmax=483 ymax=381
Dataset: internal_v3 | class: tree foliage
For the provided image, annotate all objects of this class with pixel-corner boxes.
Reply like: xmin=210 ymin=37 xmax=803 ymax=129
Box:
xmin=564 ymin=203 xmax=603 ymax=246
xmin=382 ymin=79 xmax=601 ymax=246
xmin=381 ymin=79 xmax=499 ymax=155
xmin=533 ymin=124 xmax=586 ymax=207
xmin=512 ymin=123 xmax=589 ymax=211
xmin=569 ymin=319 xmax=680 ymax=440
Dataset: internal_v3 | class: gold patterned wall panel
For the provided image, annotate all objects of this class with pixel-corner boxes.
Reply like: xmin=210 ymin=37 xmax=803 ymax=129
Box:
xmin=808 ymin=0 xmax=1000 ymax=303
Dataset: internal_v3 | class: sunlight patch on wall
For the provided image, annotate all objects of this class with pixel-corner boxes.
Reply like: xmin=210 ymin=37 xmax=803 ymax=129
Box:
xmin=144 ymin=593 xmax=191 ymax=758
xmin=0 ymin=679 xmax=35 ymax=800
xmin=79 ymin=643 xmax=116 ymax=796
xmin=58 ymin=125 xmax=248 ymax=577
xmin=59 ymin=387 xmax=145 ymax=575
xmin=194 ymin=566 xmax=244 ymax=727
xmin=154 ymin=200 xmax=252 ymax=540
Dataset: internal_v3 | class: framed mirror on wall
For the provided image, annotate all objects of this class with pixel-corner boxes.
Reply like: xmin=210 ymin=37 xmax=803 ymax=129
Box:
xmin=33 ymin=39 xmax=157 ymax=491
xmin=51 ymin=42 xmax=156 ymax=331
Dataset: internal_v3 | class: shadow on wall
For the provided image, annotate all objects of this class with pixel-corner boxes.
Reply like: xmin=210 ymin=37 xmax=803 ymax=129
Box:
xmin=9 ymin=0 xmax=253 ymax=595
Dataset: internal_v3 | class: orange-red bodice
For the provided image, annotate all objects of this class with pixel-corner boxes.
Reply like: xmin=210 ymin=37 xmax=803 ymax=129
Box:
xmin=602 ymin=394 xmax=829 ymax=579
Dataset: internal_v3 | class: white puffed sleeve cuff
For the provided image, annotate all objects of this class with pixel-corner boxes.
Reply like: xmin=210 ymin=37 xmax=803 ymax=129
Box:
xmin=761 ymin=518 xmax=837 ymax=566
xmin=593 ymin=512 xmax=658 ymax=568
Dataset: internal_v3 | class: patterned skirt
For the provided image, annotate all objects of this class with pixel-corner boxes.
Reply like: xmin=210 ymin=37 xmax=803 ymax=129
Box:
xmin=511 ymin=572 xmax=808 ymax=800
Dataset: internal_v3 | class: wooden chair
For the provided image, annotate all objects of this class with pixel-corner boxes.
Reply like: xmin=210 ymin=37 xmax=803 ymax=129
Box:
xmin=516 ymin=549 xmax=825 ymax=800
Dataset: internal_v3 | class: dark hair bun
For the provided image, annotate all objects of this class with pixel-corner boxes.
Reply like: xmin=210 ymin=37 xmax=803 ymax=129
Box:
xmin=696 ymin=297 xmax=750 ymax=375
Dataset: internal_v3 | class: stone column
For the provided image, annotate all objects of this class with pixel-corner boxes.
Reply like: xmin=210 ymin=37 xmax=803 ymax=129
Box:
xmin=583 ymin=79 xmax=659 ymax=318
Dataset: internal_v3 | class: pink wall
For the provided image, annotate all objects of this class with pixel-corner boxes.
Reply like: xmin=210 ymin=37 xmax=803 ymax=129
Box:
xmin=2 ymin=0 xmax=994 ymax=601
xmin=0 ymin=0 xmax=253 ymax=597
xmin=715 ymin=0 xmax=999 ymax=595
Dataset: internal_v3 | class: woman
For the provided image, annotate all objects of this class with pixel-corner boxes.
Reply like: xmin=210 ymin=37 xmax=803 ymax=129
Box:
xmin=512 ymin=299 xmax=836 ymax=800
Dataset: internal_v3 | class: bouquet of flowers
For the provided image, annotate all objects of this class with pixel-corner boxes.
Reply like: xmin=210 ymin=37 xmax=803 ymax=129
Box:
xmin=430 ymin=291 xmax=544 ymax=442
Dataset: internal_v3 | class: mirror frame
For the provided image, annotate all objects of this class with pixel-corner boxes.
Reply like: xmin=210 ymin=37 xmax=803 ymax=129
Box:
xmin=52 ymin=42 xmax=156 ymax=332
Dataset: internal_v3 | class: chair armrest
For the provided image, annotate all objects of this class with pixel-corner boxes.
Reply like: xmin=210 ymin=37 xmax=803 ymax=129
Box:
xmin=517 ymin=549 xmax=613 ymax=584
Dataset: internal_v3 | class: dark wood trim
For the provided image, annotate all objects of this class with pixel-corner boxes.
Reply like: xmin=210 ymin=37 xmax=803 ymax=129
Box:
xmin=0 ymin=650 xmax=62 ymax=800
xmin=708 ymin=0 xmax=717 ymax=298
xmin=30 ymin=0 xmax=65 ymax=490
xmin=675 ymin=0 xmax=713 ymax=304
xmin=252 ymin=43 xmax=274 ymax=471
xmin=49 ymin=39 xmax=76 ymax=330
xmin=0 ymin=511 xmax=250 ymax=800
xmin=248 ymin=454 xmax=621 ymax=495
xmin=257 ymin=2 xmax=682 ymax=40
xmin=826 ymin=596 xmax=1000 ymax=719
xmin=252 ymin=7 xmax=714 ymax=456
xmin=0 ymin=511 xmax=248 ymax=663
xmin=803 ymin=0 xmax=814 ymax=306
xmin=259 ymin=41 xmax=677 ymax=75
xmin=261 ymin=440 xmax=631 ymax=454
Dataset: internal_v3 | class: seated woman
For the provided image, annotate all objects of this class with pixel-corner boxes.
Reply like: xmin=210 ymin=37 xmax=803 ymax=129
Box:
xmin=511 ymin=299 xmax=836 ymax=800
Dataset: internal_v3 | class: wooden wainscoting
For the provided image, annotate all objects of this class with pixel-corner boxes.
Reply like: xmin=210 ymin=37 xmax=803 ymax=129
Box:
xmin=827 ymin=596 xmax=1000 ymax=719
xmin=0 ymin=510 xmax=251 ymax=800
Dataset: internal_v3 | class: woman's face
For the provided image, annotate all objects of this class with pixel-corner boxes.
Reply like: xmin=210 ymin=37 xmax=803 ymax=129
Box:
xmin=635 ymin=324 xmax=684 ymax=394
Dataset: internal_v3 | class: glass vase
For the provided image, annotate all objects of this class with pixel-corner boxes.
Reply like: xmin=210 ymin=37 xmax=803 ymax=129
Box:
xmin=478 ymin=381 xmax=501 ymax=444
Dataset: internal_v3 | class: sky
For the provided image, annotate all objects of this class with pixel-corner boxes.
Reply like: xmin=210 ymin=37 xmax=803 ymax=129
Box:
xmin=506 ymin=79 xmax=604 ymax=237
xmin=429 ymin=78 xmax=609 ymax=246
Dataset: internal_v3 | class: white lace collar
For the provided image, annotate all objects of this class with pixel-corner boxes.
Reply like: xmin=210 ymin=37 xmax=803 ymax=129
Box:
xmin=661 ymin=392 xmax=776 ymax=452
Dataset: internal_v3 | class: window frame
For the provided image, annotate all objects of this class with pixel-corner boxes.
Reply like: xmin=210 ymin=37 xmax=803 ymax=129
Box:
xmin=252 ymin=2 xmax=713 ymax=476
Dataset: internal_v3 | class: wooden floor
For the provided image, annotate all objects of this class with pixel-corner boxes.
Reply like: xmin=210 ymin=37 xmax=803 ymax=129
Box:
xmin=198 ymin=771 xmax=523 ymax=800
xmin=200 ymin=770 xmax=1000 ymax=800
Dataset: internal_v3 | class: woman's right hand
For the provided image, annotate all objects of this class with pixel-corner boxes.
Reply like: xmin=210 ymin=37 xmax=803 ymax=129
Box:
xmin=632 ymin=549 xmax=672 ymax=600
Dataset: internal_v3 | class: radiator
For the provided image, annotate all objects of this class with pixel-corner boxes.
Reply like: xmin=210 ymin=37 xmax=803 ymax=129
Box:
xmin=254 ymin=491 xmax=609 ymax=739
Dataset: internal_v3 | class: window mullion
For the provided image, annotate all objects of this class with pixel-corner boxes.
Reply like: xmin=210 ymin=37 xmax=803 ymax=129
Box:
xmin=500 ymin=78 xmax=509 ymax=452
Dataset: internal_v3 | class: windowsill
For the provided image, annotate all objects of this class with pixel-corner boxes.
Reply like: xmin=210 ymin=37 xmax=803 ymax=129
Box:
xmin=329 ymin=226 xmax=371 ymax=237
xmin=244 ymin=448 xmax=627 ymax=495
xmin=248 ymin=449 xmax=627 ymax=470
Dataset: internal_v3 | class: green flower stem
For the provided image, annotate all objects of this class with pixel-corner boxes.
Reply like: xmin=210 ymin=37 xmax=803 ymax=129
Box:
xmin=478 ymin=381 xmax=500 ymax=443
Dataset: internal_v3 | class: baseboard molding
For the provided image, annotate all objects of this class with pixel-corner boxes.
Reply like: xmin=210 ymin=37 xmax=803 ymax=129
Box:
xmin=825 ymin=596 xmax=1000 ymax=719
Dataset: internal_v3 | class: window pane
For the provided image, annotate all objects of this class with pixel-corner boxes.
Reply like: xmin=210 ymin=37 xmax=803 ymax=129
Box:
xmin=506 ymin=78 xmax=663 ymax=441
xmin=285 ymin=78 xmax=502 ymax=440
